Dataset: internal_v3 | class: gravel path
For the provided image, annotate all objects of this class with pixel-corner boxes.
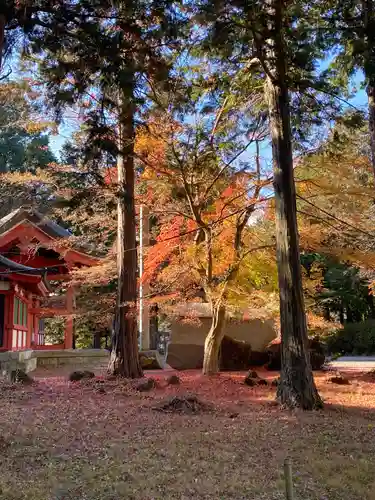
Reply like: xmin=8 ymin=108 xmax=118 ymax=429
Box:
xmin=329 ymin=356 xmax=375 ymax=371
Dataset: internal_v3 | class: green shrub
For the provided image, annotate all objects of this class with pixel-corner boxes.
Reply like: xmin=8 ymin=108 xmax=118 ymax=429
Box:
xmin=326 ymin=320 xmax=375 ymax=355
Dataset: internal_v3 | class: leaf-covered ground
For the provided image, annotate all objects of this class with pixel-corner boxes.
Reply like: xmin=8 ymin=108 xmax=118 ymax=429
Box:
xmin=0 ymin=370 xmax=375 ymax=500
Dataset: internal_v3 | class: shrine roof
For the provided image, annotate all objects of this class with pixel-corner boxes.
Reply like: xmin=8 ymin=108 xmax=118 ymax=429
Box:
xmin=0 ymin=253 xmax=52 ymax=295
xmin=0 ymin=253 xmax=46 ymax=274
xmin=0 ymin=208 xmax=99 ymax=267
xmin=0 ymin=208 xmax=71 ymax=240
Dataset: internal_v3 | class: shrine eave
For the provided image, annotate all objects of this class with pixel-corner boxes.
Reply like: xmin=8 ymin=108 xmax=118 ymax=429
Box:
xmin=0 ymin=254 xmax=52 ymax=296
xmin=0 ymin=208 xmax=99 ymax=267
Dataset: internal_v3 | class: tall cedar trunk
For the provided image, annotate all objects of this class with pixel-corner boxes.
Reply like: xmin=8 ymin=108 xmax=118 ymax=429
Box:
xmin=264 ymin=0 xmax=322 ymax=409
xmin=367 ymin=289 xmax=375 ymax=318
xmin=363 ymin=0 xmax=375 ymax=184
xmin=202 ymin=304 xmax=226 ymax=375
xmin=108 ymin=87 xmax=142 ymax=378
xmin=367 ymin=84 xmax=375 ymax=182
xmin=0 ymin=14 xmax=5 ymax=71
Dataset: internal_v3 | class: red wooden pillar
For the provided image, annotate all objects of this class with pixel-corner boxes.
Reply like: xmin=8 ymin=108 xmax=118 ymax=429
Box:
xmin=6 ymin=291 xmax=14 ymax=351
xmin=26 ymin=294 xmax=32 ymax=349
xmin=64 ymin=286 xmax=74 ymax=349
xmin=34 ymin=299 xmax=40 ymax=345
xmin=1 ymin=293 xmax=10 ymax=351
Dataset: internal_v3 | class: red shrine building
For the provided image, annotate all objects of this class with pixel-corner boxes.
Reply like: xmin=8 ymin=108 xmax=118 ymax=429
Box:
xmin=0 ymin=208 xmax=98 ymax=352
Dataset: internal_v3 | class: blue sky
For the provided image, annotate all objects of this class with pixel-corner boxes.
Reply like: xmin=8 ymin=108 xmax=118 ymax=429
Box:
xmin=4 ymin=27 xmax=369 ymax=162
xmin=49 ymin=120 xmax=79 ymax=159
xmin=46 ymin=72 xmax=369 ymax=162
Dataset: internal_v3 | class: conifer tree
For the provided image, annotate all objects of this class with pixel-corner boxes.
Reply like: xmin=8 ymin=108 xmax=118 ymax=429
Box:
xmin=326 ymin=0 xmax=375 ymax=183
xmin=24 ymin=0 xmax=183 ymax=378
xmin=195 ymin=0 xmax=327 ymax=408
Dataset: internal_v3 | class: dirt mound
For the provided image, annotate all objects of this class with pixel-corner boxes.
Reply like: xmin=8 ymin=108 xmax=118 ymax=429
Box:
xmin=153 ymin=395 xmax=212 ymax=415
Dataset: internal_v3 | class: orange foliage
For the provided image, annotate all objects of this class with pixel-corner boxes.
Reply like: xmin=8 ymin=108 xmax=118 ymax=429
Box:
xmin=135 ymin=116 xmax=180 ymax=179
xmin=142 ymin=215 xmax=186 ymax=283
xmin=104 ymin=166 xmax=117 ymax=185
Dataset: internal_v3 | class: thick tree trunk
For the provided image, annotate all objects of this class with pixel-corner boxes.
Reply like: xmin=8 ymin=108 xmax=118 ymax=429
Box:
xmin=367 ymin=84 xmax=375 ymax=183
xmin=363 ymin=0 xmax=375 ymax=184
xmin=0 ymin=14 xmax=5 ymax=71
xmin=264 ymin=0 xmax=322 ymax=409
xmin=108 ymin=87 xmax=142 ymax=378
xmin=202 ymin=304 xmax=226 ymax=375
xmin=367 ymin=289 xmax=375 ymax=318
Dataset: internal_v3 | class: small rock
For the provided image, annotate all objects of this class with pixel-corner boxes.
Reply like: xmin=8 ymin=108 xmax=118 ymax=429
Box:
xmin=244 ymin=370 xmax=260 ymax=386
xmin=244 ymin=376 xmax=258 ymax=387
xmin=69 ymin=370 xmax=95 ymax=382
xmin=69 ymin=371 xmax=85 ymax=382
xmin=136 ymin=377 xmax=156 ymax=392
xmin=268 ymin=400 xmax=279 ymax=407
xmin=329 ymin=375 xmax=350 ymax=385
xmin=10 ymin=370 xmax=33 ymax=385
xmin=271 ymin=378 xmax=279 ymax=387
xmin=139 ymin=352 xmax=163 ymax=369
xmin=257 ymin=378 xmax=268 ymax=386
xmin=228 ymin=412 xmax=239 ymax=419
xmin=166 ymin=374 xmax=180 ymax=385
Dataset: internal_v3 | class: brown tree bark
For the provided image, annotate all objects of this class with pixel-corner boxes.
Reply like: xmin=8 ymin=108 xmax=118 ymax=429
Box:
xmin=367 ymin=84 xmax=375 ymax=182
xmin=367 ymin=289 xmax=375 ymax=319
xmin=264 ymin=0 xmax=322 ymax=409
xmin=108 ymin=88 xmax=142 ymax=378
xmin=0 ymin=14 xmax=5 ymax=71
xmin=202 ymin=304 xmax=226 ymax=375
xmin=363 ymin=0 xmax=375 ymax=184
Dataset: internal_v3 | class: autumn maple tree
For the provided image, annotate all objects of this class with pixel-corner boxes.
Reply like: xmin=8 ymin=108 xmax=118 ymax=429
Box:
xmin=295 ymin=114 xmax=375 ymax=325
xmin=138 ymin=96 xmax=275 ymax=374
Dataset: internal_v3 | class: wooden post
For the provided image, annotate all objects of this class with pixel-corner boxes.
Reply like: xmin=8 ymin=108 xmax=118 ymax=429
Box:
xmin=7 ymin=290 xmax=14 ymax=350
xmin=284 ymin=458 xmax=294 ymax=500
xmin=65 ymin=286 xmax=74 ymax=349
xmin=33 ymin=299 xmax=40 ymax=345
